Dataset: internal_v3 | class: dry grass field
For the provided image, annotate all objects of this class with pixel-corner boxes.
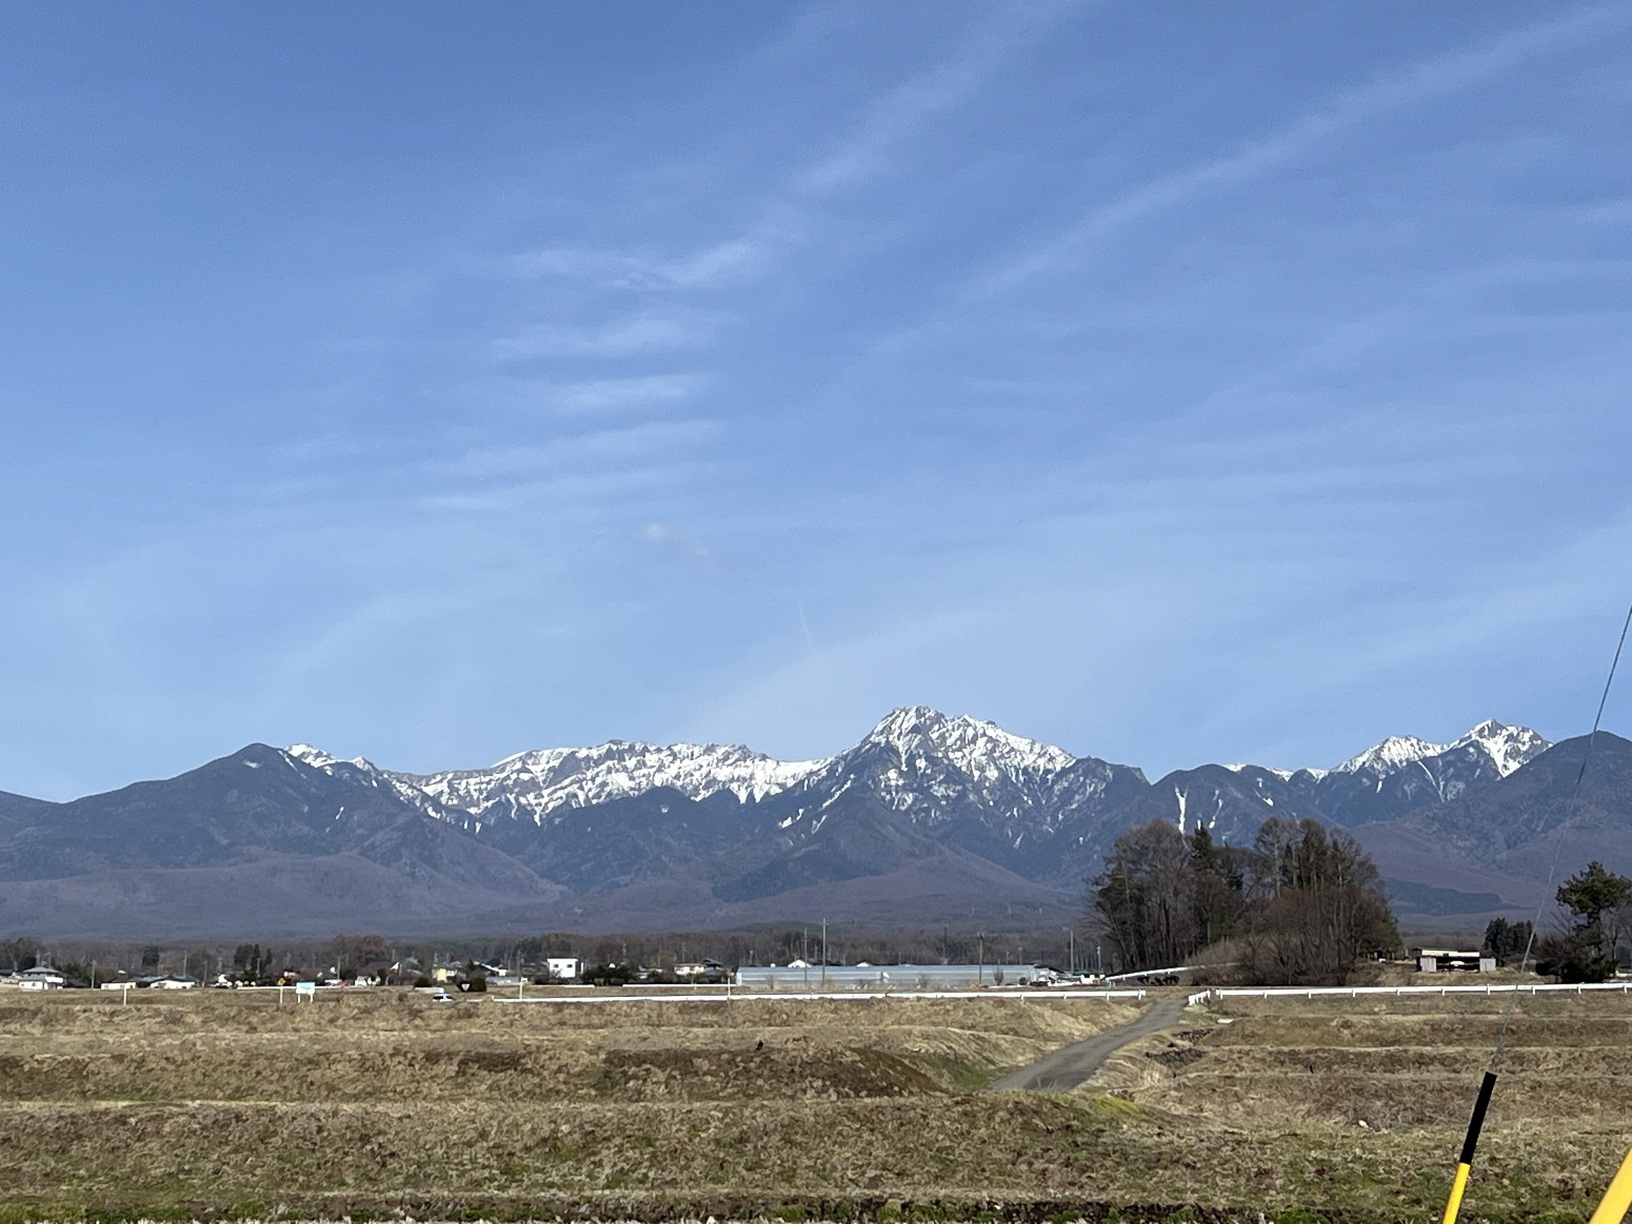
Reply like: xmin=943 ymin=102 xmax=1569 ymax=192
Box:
xmin=1 ymin=986 xmax=1629 ymax=1223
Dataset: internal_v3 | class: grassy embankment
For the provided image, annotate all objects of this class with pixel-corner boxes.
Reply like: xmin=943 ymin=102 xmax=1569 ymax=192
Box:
xmin=1 ymin=987 xmax=1629 ymax=1222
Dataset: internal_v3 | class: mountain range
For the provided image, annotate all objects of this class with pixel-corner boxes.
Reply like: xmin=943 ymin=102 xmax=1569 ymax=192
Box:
xmin=0 ymin=707 xmax=1621 ymax=939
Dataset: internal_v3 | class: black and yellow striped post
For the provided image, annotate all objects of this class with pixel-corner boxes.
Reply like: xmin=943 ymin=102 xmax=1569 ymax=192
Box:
xmin=1441 ymin=1070 xmax=1497 ymax=1224
xmin=1587 ymin=1146 xmax=1632 ymax=1224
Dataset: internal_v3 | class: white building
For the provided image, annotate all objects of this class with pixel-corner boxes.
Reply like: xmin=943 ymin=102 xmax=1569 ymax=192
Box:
xmin=17 ymin=967 xmax=67 ymax=990
xmin=1413 ymin=948 xmax=1496 ymax=973
xmin=544 ymin=957 xmax=580 ymax=981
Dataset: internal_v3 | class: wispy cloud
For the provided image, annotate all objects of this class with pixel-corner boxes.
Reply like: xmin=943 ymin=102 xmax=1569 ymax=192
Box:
xmin=552 ymin=374 xmax=702 ymax=412
xmin=511 ymin=237 xmax=771 ymax=292
xmin=976 ymin=3 xmax=1632 ymax=295
xmin=791 ymin=1 xmax=1084 ymax=196
xmin=492 ymin=311 xmax=717 ymax=360
xmin=432 ymin=418 xmax=718 ymax=484
xmin=10 ymin=3 xmax=1632 ymax=797
xmin=505 ymin=2 xmax=1083 ymax=329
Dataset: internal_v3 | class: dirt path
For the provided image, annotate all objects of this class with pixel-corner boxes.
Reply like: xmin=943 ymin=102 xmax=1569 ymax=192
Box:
xmin=986 ymin=997 xmax=1188 ymax=1093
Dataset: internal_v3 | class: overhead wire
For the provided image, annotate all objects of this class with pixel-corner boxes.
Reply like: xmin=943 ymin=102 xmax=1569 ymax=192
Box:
xmin=1439 ymin=598 xmax=1632 ymax=1224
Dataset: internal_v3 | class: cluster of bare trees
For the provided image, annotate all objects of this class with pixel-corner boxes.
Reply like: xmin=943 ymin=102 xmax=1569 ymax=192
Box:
xmin=0 ymin=938 xmax=42 ymax=973
xmin=1089 ymin=816 xmax=1399 ymax=986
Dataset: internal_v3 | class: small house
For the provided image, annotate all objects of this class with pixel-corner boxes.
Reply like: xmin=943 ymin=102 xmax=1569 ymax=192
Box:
xmin=1413 ymin=948 xmax=1494 ymax=973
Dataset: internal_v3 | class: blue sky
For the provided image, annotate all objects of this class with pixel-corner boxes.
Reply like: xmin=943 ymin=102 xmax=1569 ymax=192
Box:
xmin=4 ymin=2 xmax=1632 ymax=799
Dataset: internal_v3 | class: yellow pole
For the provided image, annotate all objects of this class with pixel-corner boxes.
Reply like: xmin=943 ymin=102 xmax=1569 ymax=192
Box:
xmin=1587 ymin=1146 xmax=1632 ymax=1224
xmin=1441 ymin=1163 xmax=1472 ymax=1224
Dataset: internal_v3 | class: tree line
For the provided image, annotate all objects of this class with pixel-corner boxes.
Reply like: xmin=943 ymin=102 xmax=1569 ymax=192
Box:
xmin=1089 ymin=816 xmax=1399 ymax=986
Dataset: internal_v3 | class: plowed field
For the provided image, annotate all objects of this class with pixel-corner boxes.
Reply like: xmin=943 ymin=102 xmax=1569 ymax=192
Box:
xmin=1 ymin=987 xmax=1628 ymax=1223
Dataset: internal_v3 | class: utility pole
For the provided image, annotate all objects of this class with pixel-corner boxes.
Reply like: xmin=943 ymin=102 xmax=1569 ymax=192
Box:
xmin=821 ymin=919 xmax=828 ymax=988
xmin=978 ymin=932 xmax=984 ymax=984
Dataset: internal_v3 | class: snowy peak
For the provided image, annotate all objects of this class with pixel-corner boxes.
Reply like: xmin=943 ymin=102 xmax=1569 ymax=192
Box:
xmin=390 ymin=740 xmax=825 ymax=826
xmin=1449 ymin=720 xmax=1550 ymax=777
xmin=771 ymin=705 xmax=1129 ymax=851
xmin=284 ymin=712 xmax=1552 ymax=875
xmin=860 ymin=705 xmax=1077 ymax=776
xmin=1334 ymin=735 xmax=1447 ymax=777
xmin=288 ymin=743 xmax=373 ymax=773
xmin=1333 ymin=721 xmax=1549 ymax=780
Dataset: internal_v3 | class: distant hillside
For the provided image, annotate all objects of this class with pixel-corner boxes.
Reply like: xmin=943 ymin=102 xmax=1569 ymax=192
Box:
xmin=1358 ymin=733 xmax=1632 ymax=882
xmin=0 ymin=745 xmax=559 ymax=938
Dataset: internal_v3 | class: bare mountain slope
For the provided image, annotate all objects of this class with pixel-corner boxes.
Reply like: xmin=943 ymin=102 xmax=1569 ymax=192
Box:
xmin=0 ymin=745 xmax=561 ymax=937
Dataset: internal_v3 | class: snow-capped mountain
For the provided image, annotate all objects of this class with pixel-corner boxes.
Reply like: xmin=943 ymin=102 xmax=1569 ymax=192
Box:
xmin=1335 ymin=735 xmax=1449 ymax=778
xmin=787 ymin=706 xmax=1081 ymax=822
xmin=1313 ymin=720 xmax=1551 ymax=826
xmin=274 ymin=710 xmax=1556 ymax=903
xmin=0 ymin=709 xmax=1593 ymax=935
xmin=755 ymin=706 xmax=1150 ymax=881
xmin=975 ymin=719 xmax=1556 ymax=851
xmin=1450 ymin=719 xmax=1552 ymax=778
xmin=390 ymin=741 xmax=822 ymax=827
xmin=1334 ymin=720 xmax=1548 ymax=781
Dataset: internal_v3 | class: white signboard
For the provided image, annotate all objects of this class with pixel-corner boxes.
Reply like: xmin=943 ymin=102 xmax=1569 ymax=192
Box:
xmin=294 ymin=981 xmax=317 ymax=999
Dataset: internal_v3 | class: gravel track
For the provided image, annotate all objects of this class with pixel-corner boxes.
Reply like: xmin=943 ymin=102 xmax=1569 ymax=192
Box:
xmin=986 ymin=997 xmax=1188 ymax=1092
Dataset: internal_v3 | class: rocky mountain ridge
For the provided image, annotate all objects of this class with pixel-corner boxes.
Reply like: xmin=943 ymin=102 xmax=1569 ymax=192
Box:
xmin=300 ymin=708 xmax=1544 ymax=825
xmin=0 ymin=709 xmax=1606 ymax=939
xmin=291 ymin=709 xmax=1549 ymax=867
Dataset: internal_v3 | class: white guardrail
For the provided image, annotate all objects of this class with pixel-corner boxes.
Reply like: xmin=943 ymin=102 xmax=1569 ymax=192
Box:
xmin=496 ymin=988 xmax=1148 ymax=1005
xmin=1188 ymin=981 xmax=1632 ymax=1002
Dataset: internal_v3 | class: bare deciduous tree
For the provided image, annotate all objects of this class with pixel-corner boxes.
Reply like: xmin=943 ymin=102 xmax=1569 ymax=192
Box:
xmin=1089 ymin=816 xmax=1396 ymax=984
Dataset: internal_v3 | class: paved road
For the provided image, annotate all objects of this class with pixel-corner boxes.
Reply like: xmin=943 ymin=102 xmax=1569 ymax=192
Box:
xmin=987 ymin=997 xmax=1189 ymax=1093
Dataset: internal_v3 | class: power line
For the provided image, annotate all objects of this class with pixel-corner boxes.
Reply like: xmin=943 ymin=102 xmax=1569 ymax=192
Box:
xmin=1440 ymin=596 xmax=1632 ymax=1224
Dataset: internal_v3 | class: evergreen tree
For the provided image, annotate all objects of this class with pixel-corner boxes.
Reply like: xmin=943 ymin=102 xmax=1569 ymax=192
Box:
xmin=1552 ymin=861 xmax=1632 ymax=983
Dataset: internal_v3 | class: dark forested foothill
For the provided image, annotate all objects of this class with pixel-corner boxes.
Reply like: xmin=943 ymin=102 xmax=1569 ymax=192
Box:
xmin=1089 ymin=816 xmax=1399 ymax=985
